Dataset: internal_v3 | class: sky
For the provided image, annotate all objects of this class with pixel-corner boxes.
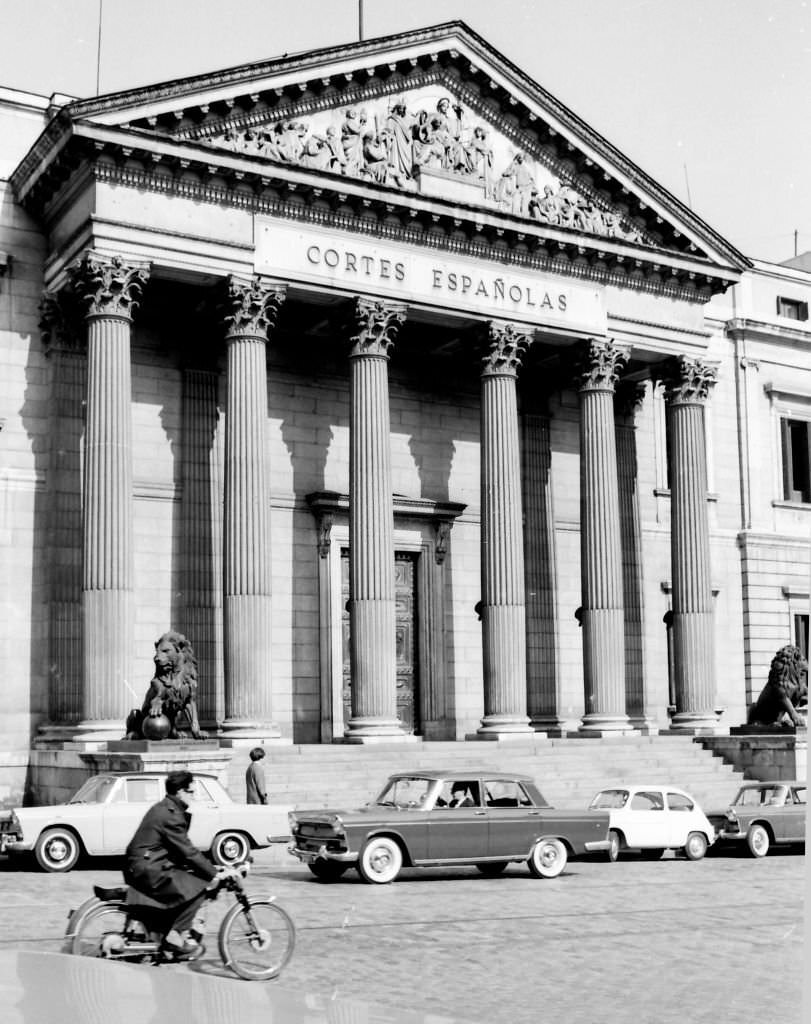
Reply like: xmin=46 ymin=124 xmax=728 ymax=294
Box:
xmin=1 ymin=0 xmax=809 ymax=265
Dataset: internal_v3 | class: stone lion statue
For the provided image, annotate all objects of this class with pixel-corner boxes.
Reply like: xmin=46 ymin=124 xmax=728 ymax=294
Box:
xmin=125 ymin=630 xmax=206 ymax=740
xmin=746 ymin=644 xmax=808 ymax=727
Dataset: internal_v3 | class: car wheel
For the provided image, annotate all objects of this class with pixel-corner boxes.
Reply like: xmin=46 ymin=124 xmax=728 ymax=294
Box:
xmin=358 ymin=836 xmax=403 ymax=884
xmin=35 ymin=828 xmax=81 ymax=872
xmin=683 ymin=832 xmax=708 ymax=861
xmin=639 ymin=848 xmax=665 ymax=861
xmin=475 ymin=861 xmax=509 ymax=876
xmin=746 ymin=824 xmax=770 ymax=858
xmin=211 ymin=831 xmax=251 ymax=866
xmin=528 ymin=838 xmax=567 ymax=879
xmin=606 ymin=830 xmax=621 ymax=862
xmin=307 ymin=859 xmax=349 ymax=881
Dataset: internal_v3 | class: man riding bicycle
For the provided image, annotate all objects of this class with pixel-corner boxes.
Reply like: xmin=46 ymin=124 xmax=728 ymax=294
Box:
xmin=125 ymin=769 xmax=236 ymax=958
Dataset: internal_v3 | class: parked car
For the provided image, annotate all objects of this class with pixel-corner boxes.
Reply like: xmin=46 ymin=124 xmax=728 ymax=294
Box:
xmin=0 ymin=772 xmax=289 ymax=872
xmin=709 ymin=780 xmax=806 ymax=857
xmin=587 ymin=784 xmax=716 ymax=861
xmin=288 ymin=770 xmax=611 ymax=883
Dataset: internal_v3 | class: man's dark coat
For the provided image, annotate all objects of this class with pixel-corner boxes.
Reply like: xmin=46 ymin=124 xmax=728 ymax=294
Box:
xmin=125 ymin=794 xmax=217 ymax=908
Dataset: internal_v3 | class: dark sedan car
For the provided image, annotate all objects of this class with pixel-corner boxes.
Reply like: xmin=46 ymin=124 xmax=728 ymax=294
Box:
xmin=288 ymin=770 xmax=611 ymax=883
xmin=710 ymin=781 xmax=806 ymax=857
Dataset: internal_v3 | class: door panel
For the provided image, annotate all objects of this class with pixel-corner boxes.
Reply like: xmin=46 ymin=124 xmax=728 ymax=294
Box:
xmin=341 ymin=549 xmax=420 ymax=734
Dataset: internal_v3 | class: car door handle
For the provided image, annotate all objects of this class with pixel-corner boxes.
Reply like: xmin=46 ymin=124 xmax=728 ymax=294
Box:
xmin=527 ymin=811 xmax=541 ymax=816
xmin=474 ymin=810 xmax=486 ymax=816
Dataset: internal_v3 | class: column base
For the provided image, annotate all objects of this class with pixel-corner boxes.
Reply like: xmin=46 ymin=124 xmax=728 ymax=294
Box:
xmin=665 ymin=711 xmax=725 ymax=735
xmin=344 ymin=717 xmax=415 ymax=742
xmin=473 ymin=714 xmax=534 ymax=739
xmin=529 ymin=715 xmax=567 ymax=736
xmin=628 ymin=716 xmax=660 ymax=735
xmin=69 ymin=720 xmax=128 ymax=744
xmin=219 ymin=720 xmax=283 ymax=744
xmin=577 ymin=713 xmax=636 ymax=736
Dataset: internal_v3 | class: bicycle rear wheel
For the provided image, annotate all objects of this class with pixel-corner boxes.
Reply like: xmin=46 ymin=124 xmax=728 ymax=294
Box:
xmin=71 ymin=902 xmax=128 ymax=958
xmin=218 ymin=898 xmax=295 ymax=980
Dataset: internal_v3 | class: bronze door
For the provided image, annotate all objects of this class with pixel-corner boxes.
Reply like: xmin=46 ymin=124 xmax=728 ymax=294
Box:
xmin=342 ymin=550 xmax=420 ymax=733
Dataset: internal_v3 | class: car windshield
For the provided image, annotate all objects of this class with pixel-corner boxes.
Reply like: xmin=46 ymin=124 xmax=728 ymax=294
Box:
xmin=376 ymin=777 xmax=436 ymax=809
xmin=589 ymin=789 xmax=629 ymax=810
xmin=734 ymin=786 xmax=787 ymax=807
xmin=69 ymin=776 xmax=118 ymax=804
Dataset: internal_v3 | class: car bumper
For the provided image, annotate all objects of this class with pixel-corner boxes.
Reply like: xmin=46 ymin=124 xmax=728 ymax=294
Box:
xmin=288 ymin=842 xmax=357 ymax=865
xmin=718 ymin=830 xmax=745 ymax=841
xmin=584 ymin=839 xmax=612 ymax=853
xmin=0 ymin=837 xmax=30 ymax=854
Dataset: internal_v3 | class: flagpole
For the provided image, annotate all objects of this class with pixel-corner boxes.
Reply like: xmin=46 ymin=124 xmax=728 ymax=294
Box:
xmin=359 ymin=0 xmax=364 ymax=41
xmin=95 ymin=0 xmax=103 ymax=95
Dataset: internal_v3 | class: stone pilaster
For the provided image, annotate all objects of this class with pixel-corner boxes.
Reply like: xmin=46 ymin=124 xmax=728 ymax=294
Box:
xmin=615 ymin=381 xmax=653 ymax=731
xmin=522 ymin=412 xmax=561 ymax=731
xmin=573 ymin=338 xmax=632 ymax=733
xmin=477 ymin=321 xmax=533 ymax=737
xmin=662 ymin=356 xmax=720 ymax=733
xmin=68 ymin=252 xmax=150 ymax=738
xmin=180 ymin=366 xmax=224 ymax=730
xmin=345 ymin=298 xmax=408 ymax=741
xmin=40 ymin=292 xmax=85 ymax=731
xmin=221 ymin=276 xmax=285 ymax=738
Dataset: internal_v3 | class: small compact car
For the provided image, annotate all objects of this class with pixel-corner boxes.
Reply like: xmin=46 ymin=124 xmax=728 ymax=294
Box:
xmin=0 ymin=772 xmax=289 ymax=872
xmin=288 ymin=770 xmax=611 ymax=883
xmin=711 ymin=780 xmax=806 ymax=857
xmin=588 ymin=784 xmax=716 ymax=861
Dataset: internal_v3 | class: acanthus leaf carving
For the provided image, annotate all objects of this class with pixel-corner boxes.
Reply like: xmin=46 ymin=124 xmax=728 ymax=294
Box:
xmin=661 ymin=355 xmax=719 ymax=404
xmin=482 ymin=320 xmax=534 ymax=377
xmin=349 ymin=297 xmax=406 ymax=357
xmin=68 ymin=252 xmax=151 ymax=321
xmin=223 ymin=275 xmax=286 ymax=338
xmin=572 ymin=338 xmax=630 ymax=392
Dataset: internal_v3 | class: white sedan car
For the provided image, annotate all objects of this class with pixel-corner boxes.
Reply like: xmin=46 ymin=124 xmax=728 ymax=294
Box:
xmin=0 ymin=772 xmax=290 ymax=872
xmin=588 ymin=785 xmax=716 ymax=861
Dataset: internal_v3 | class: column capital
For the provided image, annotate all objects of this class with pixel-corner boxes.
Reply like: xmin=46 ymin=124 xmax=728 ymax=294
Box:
xmin=661 ymin=355 xmax=719 ymax=405
xmin=223 ymin=275 xmax=286 ymax=339
xmin=481 ymin=320 xmax=533 ymax=378
xmin=349 ymin=297 xmax=406 ymax=358
xmin=571 ymin=337 xmax=629 ymax=393
xmin=68 ymin=251 xmax=151 ymax=321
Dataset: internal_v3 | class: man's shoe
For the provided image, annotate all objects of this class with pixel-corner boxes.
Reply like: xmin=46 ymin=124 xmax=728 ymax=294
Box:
xmin=160 ymin=935 xmax=205 ymax=962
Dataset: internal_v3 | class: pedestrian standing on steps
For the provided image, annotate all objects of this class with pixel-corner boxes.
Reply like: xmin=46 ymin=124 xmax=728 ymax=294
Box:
xmin=246 ymin=746 xmax=268 ymax=804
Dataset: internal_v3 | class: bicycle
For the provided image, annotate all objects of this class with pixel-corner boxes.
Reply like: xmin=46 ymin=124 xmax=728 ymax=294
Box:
xmin=66 ymin=861 xmax=295 ymax=981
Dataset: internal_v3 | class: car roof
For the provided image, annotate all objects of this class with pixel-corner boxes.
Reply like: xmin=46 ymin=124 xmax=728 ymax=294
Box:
xmin=91 ymin=772 xmax=220 ymax=781
xmin=387 ymin=770 xmax=534 ymax=783
xmin=596 ymin=784 xmax=693 ymax=794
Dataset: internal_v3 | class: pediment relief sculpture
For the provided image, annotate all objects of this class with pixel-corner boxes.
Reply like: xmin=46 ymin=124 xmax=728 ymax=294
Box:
xmin=201 ymin=87 xmax=645 ymax=245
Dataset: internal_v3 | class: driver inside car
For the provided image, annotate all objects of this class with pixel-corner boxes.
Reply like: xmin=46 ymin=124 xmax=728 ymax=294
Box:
xmin=124 ymin=769 xmax=237 ymax=959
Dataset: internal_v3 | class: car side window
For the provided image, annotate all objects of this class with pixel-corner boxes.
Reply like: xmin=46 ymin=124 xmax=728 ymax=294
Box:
xmin=666 ymin=792 xmax=694 ymax=812
xmin=484 ymin=781 xmax=532 ymax=808
xmin=189 ymin=779 xmax=213 ymax=802
xmin=792 ymin=787 xmax=806 ymax=805
xmin=631 ymin=792 xmax=664 ymax=811
xmin=125 ymin=779 xmax=161 ymax=803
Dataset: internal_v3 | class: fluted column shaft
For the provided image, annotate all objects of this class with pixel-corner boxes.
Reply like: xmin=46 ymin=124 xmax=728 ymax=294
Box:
xmin=664 ymin=357 xmax=719 ymax=731
xmin=575 ymin=338 xmax=631 ymax=732
xmin=221 ymin=276 xmax=285 ymax=736
xmin=69 ymin=253 xmax=149 ymax=734
xmin=478 ymin=322 xmax=533 ymax=736
xmin=346 ymin=299 xmax=407 ymax=740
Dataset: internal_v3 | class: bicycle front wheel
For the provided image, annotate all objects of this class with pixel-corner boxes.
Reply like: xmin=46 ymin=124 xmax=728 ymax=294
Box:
xmin=71 ymin=902 xmax=128 ymax=958
xmin=218 ymin=898 xmax=295 ymax=980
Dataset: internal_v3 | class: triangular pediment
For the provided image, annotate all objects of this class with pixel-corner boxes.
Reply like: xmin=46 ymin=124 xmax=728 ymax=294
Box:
xmin=16 ymin=22 xmax=748 ymax=283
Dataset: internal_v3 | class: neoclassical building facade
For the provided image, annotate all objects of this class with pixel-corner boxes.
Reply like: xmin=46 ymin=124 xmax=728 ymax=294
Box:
xmin=1 ymin=24 xmax=809 ymax=797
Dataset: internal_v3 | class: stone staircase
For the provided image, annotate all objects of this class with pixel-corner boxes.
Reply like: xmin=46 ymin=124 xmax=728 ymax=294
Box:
xmin=226 ymin=735 xmax=746 ymax=816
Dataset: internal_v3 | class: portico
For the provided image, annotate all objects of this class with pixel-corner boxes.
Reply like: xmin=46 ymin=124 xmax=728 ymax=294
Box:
xmin=7 ymin=22 xmax=749 ymax=751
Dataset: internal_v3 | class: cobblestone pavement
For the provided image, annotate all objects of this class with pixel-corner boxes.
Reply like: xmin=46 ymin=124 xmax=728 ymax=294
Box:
xmin=0 ymin=845 xmax=804 ymax=1024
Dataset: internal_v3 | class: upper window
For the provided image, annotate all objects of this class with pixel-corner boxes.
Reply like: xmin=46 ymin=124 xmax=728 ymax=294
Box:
xmin=780 ymin=418 xmax=811 ymax=502
xmin=667 ymin=792 xmax=694 ymax=812
xmin=776 ymin=297 xmax=809 ymax=321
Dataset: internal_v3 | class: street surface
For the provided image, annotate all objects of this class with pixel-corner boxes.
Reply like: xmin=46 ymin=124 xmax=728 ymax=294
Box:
xmin=0 ymin=844 xmax=804 ymax=1024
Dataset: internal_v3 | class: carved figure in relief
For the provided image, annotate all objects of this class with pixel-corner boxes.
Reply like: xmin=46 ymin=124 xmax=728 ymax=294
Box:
xmin=746 ymin=645 xmax=808 ymax=727
xmin=496 ymin=152 xmax=534 ymax=216
xmin=385 ymin=97 xmax=416 ymax=185
xmin=468 ymin=125 xmax=495 ymax=195
xmin=341 ymin=107 xmax=365 ymax=175
xmin=125 ymin=631 xmax=206 ymax=741
xmin=362 ymin=130 xmax=389 ymax=184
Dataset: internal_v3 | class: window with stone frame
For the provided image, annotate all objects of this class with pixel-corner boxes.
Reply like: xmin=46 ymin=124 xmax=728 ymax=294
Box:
xmin=794 ymin=613 xmax=809 ymax=660
xmin=776 ymin=296 xmax=809 ymax=322
xmin=780 ymin=418 xmax=811 ymax=503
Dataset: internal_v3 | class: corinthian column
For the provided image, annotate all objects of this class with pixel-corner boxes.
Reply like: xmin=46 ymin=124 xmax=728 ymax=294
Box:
xmin=662 ymin=356 xmax=719 ymax=732
xmin=573 ymin=338 xmax=631 ymax=733
xmin=69 ymin=252 xmax=150 ymax=737
xmin=478 ymin=321 xmax=533 ymax=737
xmin=221 ymin=276 xmax=285 ymax=738
xmin=345 ymin=298 xmax=408 ymax=741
